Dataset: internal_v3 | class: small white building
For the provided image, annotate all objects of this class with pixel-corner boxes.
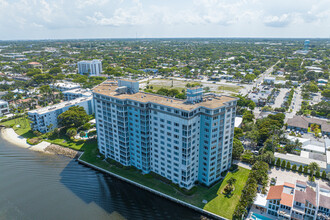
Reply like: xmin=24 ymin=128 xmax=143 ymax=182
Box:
xmin=62 ymin=88 xmax=92 ymax=101
xmin=263 ymin=77 xmax=276 ymax=84
xmin=50 ymin=82 xmax=81 ymax=91
xmin=0 ymin=100 xmax=9 ymax=116
xmin=78 ymin=60 xmax=102 ymax=76
xmin=28 ymin=97 xmax=94 ymax=133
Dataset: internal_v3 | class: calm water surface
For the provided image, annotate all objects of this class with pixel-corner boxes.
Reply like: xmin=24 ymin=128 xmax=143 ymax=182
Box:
xmin=0 ymin=135 xmax=205 ymax=220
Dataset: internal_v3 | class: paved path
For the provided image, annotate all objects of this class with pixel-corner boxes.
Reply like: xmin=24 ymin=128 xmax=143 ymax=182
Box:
xmin=233 ymin=160 xmax=252 ymax=170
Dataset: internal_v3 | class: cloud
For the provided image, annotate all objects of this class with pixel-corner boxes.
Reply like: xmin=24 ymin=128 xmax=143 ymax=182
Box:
xmin=0 ymin=0 xmax=329 ymax=39
xmin=86 ymin=1 xmax=149 ymax=26
xmin=264 ymin=14 xmax=293 ymax=27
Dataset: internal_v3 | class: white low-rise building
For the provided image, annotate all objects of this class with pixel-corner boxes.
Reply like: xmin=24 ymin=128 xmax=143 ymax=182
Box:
xmin=62 ymin=88 xmax=92 ymax=101
xmin=0 ymin=100 xmax=9 ymax=116
xmin=50 ymin=82 xmax=81 ymax=91
xmin=263 ymin=76 xmax=276 ymax=84
xmin=28 ymin=97 xmax=94 ymax=133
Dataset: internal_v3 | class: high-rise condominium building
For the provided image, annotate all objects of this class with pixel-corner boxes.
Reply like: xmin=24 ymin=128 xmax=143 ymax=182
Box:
xmin=77 ymin=60 xmax=102 ymax=76
xmin=93 ymin=80 xmax=238 ymax=189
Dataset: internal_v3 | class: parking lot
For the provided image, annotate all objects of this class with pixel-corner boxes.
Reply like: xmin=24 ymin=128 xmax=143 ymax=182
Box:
xmin=268 ymin=167 xmax=328 ymax=188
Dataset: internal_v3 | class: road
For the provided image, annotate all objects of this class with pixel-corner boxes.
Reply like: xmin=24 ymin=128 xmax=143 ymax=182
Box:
xmin=240 ymin=60 xmax=281 ymax=96
xmin=254 ymin=60 xmax=281 ymax=87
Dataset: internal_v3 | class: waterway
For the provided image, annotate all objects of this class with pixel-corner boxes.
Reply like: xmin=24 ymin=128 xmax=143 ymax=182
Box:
xmin=0 ymin=135 xmax=205 ymax=220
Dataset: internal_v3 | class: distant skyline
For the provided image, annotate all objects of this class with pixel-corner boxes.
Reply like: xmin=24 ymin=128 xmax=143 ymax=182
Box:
xmin=0 ymin=0 xmax=329 ymax=40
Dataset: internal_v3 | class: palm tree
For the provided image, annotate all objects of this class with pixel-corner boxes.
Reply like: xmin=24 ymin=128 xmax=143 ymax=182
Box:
xmin=227 ymin=177 xmax=237 ymax=186
xmin=308 ymin=162 xmax=320 ymax=180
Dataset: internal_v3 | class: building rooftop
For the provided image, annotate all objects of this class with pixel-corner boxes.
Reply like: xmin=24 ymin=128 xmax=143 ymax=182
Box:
xmin=267 ymin=185 xmax=284 ymax=200
xmin=294 ymin=186 xmax=317 ymax=207
xmin=51 ymin=82 xmax=81 ymax=89
xmin=267 ymin=184 xmax=295 ymax=207
xmin=93 ymin=81 xmax=237 ymax=111
xmin=302 ymin=144 xmax=325 ymax=154
xmin=287 ymin=116 xmax=330 ymax=133
xmin=0 ymin=100 xmax=8 ymax=105
xmin=274 ymin=152 xmax=327 ymax=169
xmin=63 ymin=88 xmax=92 ymax=96
xmin=28 ymin=96 xmax=92 ymax=115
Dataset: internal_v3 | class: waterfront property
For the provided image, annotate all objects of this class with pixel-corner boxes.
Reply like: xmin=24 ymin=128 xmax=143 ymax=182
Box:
xmin=252 ymin=180 xmax=330 ymax=220
xmin=93 ymin=80 xmax=238 ymax=189
xmin=78 ymin=59 xmax=102 ymax=76
xmin=28 ymin=96 xmax=94 ymax=133
xmin=78 ymin=141 xmax=250 ymax=219
xmin=63 ymin=88 xmax=92 ymax=101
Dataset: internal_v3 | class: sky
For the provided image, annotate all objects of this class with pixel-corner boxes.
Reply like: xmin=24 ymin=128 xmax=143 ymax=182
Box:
xmin=0 ymin=0 xmax=329 ymax=40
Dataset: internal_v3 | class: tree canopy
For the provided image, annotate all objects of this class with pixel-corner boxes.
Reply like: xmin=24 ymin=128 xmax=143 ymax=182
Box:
xmin=58 ymin=106 xmax=89 ymax=128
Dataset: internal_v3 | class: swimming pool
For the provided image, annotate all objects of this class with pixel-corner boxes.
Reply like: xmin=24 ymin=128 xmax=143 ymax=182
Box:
xmin=251 ymin=213 xmax=272 ymax=220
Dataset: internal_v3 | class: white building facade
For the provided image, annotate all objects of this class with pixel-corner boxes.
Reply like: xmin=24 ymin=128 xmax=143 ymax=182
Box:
xmin=78 ymin=60 xmax=102 ymax=76
xmin=93 ymin=80 xmax=237 ymax=189
xmin=62 ymin=88 xmax=92 ymax=101
xmin=28 ymin=97 xmax=94 ymax=133
xmin=0 ymin=100 xmax=9 ymax=116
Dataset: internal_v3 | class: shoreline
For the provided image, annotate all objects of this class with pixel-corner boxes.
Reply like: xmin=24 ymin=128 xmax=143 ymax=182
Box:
xmin=0 ymin=128 xmax=79 ymax=158
xmin=77 ymin=153 xmax=227 ymax=220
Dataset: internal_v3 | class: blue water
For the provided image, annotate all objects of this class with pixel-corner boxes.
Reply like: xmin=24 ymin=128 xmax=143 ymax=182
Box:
xmin=252 ymin=213 xmax=272 ymax=220
xmin=0 ymin=134 xmax=203 ymax=220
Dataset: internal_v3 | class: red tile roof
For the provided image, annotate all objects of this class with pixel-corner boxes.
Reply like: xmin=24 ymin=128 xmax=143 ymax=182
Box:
xmin=267 ymin=185 xmax=284 ymax=200
xmin=284 ymin=182 xmax=295 ymax=188
xmin=280 ymin=193 xmax=294 ymax=207
xmin=294 ymin=187 xmax=317 ymax=207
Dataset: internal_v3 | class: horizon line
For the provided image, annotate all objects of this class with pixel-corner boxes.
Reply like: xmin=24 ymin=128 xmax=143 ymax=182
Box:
xmin=1 ymin=36 xmax=330 ymax=42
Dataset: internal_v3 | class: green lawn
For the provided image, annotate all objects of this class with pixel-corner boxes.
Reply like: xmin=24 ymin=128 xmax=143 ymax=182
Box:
xmin=80 ymin=143 xmax=250 ymax=217
xmin=203 ymin=168 xmax=251 ymax=219
xmin=217 ymin=85 xmax=243 ymax=93
xmin=45 ymin=134 xmax=87 ymax=150
xmin=1 ymin=116 xmax=88 ymax=150
xmin=0 ymin=117 xmax=35 ymax=138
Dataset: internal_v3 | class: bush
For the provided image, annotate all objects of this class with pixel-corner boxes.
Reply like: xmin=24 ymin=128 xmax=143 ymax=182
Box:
xmin=315 ymin=170 xmax=320 ymax=178
xmin=270 ymin=158 xmax=275 ymax=166
xmin=286 ymin=162 xmax=291 ymax=170
xmin=223 ymin=185 xmax=234 ymax=195
xmin=322 ymin=171 xmax=327 ymax=179
xmin=66 ymin=128 xmax=77 ymax=138
xmin=88 ymin=130 xmax=97 ymax=137
xmin=229 ymin=164 xmax=238 ymax=172
xmin=81 ymin=123 xmax=91 ymax=131
xmin=80 ymin=131 xmax=86 ymax=137
xmin=298 ymin=165 xmax=303 ymax=173
xmin=281 ymin=160 xmax=286 ymax=169
xmin=276 ymin=158 xmax=281 ymax=167
xmin=27 ymin=137 xmax=41 ymax=145
xmin=304 ymin=166 xmax=309 ymax=174
xmin=33 ymin=130 xmax=43 ymax=137
xmin=292 ymin=164 xmax=297 ymax=171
